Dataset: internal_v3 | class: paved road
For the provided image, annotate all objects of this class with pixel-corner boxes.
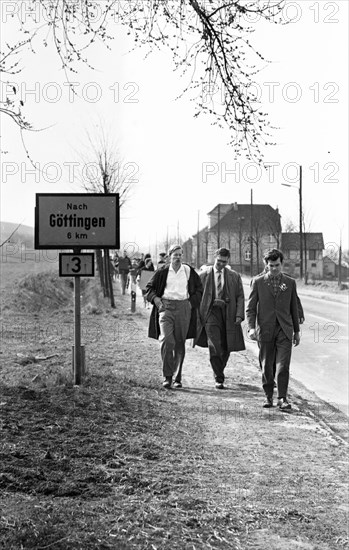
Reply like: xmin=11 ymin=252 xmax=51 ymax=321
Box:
xmin=243 ymin=283 xmax=349 ymax=415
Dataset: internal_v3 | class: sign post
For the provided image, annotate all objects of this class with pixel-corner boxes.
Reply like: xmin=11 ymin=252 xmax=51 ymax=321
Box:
xmin=35 ymin=193 xmax=120 ymax=385
xmin=73 ymin=248 xmax=82 ymax=385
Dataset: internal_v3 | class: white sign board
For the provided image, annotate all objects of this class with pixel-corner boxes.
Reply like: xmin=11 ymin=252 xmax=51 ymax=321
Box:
xmin=35 ymin=193 xmax=119 ymax=249
xmin=138 ymin=270 xmax=155 ymax=290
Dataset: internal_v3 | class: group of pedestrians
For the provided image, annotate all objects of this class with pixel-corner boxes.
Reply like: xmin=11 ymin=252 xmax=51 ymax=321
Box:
xmin=145 ymin=245 xmax=303 ymax=411
xmin=113 ymin=250 xmax=168 ymax=296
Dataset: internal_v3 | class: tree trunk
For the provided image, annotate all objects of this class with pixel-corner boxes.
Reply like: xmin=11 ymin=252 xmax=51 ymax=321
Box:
xmin=103 ymin=251 xmax=110 ymax=297
xmin=96 ymin=249 xmax=104 ymax=291
xmin=106 ymin=251 xmax=116 ymax=308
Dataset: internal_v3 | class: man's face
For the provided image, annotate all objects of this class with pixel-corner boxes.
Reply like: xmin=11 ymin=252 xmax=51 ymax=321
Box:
xmin=267 ymin=259 xmax=282 ymax=276
xmin=170 ymin=249 xmax=183 ymax=267
xmin=214 ymin=255 xmax=229 ymax=271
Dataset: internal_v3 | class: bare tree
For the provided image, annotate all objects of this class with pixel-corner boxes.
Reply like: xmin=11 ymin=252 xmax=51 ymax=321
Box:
xmin=2 ymin=0 xmax=286 ymax=161
xmin=283 ymin=217 xmax=298 ymax=233
xmin=78 ymin=128 xmax=135 ymax=306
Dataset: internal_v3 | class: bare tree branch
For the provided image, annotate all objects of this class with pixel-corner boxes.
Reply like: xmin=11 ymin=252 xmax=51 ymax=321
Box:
xmin=1 ymin=0 xmax=286 ymax=161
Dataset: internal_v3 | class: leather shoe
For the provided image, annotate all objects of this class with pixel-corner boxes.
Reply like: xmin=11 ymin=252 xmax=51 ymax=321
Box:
xmin=263 ymin=397 xmax=273 ymax=408
xmin=215 ymin=382 xmax=225 ymax=389
xmin=173 ymin=381 xmax=182 ymax=388
xmin=277 ymin=398 xmax=291 ymax=411
xmin=163 ymin=377 xmax=172 ymax=389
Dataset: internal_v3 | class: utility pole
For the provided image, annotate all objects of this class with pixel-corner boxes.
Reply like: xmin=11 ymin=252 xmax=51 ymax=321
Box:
xmin=177 ymin=220 xmax=180 ymax=244
xmin=250 ymin=189 xmax=253 ymax=277
xmin=196 ymin=210 xmax=200 ymax=269
xmin=217 ymin=204 xmax=221 ymax=248
xmin=338 ymin=230 xmax=342 ymax=287
xmin=299 ymin=165 xmax=303 ymax=280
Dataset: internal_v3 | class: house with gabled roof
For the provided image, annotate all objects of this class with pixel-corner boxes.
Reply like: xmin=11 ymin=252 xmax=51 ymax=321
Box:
xmin=281 ymin=232 xmax=325 ymax=279
xmin=188 ymin=202 xmax=281 ymax=274
xmin=323 ymin=255 xmax=349 ymax=280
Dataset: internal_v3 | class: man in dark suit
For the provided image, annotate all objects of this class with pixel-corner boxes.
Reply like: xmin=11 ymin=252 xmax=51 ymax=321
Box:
xmin=246 ymin=249 xmax=300 ymax=410
xmin=146 ymin=244 xmax=203 ymax=389
xmin=195 ymin=248 xmax=245 ymax=389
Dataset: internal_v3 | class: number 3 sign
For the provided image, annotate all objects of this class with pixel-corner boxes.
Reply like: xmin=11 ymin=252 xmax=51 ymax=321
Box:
xmin=59 ymin=253 xmax=95 ymax=277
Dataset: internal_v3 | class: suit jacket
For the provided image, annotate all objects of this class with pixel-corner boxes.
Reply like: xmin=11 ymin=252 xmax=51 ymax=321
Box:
xmin=251 ymin=270 xmax=305 ymax=321
xmin=246 ymin=273 xmax=300 ymax=342
xmin=145 ymin=264 xmax=203 ymax=340
xmin=194 ymin=267 xmax=245 ymax=352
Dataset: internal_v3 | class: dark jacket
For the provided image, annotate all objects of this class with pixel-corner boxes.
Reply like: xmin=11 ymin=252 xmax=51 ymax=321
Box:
xmin=246 ymin=273 xmax=300 ymax=342
xmin=194 ymin=267 xmax=245 ymax=352
xmin=252 ymin=270 xmax=305 ymax=321
xmin=145 ymin=264 xmax=203 ymax=340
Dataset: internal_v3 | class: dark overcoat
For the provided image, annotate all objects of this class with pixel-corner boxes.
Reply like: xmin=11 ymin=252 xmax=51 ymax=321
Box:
xmin=145 ymin=265 xmax=203 ymax=340
xmin=246 ymin=272 xmax=300 ymax=342
xmin=194 ymin=267 xmax=246 ymax=352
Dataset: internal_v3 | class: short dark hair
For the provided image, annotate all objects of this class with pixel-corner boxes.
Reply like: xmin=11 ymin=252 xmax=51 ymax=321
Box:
xmin=214 ymin=247 xmax=230 ymax=259
xmin=263 ymin=248 xmax=284 ymax=263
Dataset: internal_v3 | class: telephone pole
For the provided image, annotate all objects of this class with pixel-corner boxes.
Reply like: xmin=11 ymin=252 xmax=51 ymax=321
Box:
xmin=250 ymin=189 xmax=253 ymax=276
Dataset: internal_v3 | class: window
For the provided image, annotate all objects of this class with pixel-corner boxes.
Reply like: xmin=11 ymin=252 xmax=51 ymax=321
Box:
xmin=311 ymin=263 xmax=316 ymax=267
xmin=245 ymin=250 xmax=251 ymax=261
xmin=295 ymin=263 xmax=300 ymax=267
xmin=309 ymin=250 xmax=316 ymax=260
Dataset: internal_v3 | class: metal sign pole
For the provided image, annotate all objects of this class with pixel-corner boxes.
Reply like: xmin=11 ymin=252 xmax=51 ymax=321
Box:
xmin=74 ymin=248 xmax=82 ymax=385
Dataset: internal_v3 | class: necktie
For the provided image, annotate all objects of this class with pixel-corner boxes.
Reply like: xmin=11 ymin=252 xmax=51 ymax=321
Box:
xmin=217 ymin=271 xmax=222 ymax=298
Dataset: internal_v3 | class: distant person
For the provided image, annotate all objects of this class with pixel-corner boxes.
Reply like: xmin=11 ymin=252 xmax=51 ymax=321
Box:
xmin=138 ymin=257 xmax=155 ymax=307
xmin=246 ymin=249 xmax=300 ymax=410
xmin=146 ymin=244 xmax=203 ymax=389
xmin=138 ymin=253 xmax=151 ymax=272
xmin=157 ymin=252 xmax=167 ymax=270
xmin=129 ymin=258 xmax=139 ymax=286
xmin=118 ymin=250 xmax=132 ymax=295
xmin=112 ymin=252 xmax=119 ymax=281
xmin=195 ymin=248 xmax=245 ymax=389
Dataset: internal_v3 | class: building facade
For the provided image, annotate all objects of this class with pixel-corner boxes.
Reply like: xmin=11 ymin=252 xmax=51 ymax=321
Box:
xmin=281 ymin=233 xmax=325 ymax=279
xmin=189 ymin=202 xmax=281 ymax=275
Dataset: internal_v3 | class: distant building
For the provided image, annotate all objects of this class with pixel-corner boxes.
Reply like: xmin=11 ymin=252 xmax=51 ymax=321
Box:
xmin=323 ymin=255 xmax=349 ymax=280
xmin=281 ymin=232 xmax=324 ymax=279
xmin=188 ymin=202 xmax=281 ymax=275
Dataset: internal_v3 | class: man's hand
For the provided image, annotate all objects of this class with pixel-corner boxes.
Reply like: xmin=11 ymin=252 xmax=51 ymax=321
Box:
xmin=213 ymin=299 xmax=225 ymax=308
xmin=299 ymin=317 xmax=305 ymax=324
xmin=293 ymin=332 xmax=300 ymax=346
xmin=235 ymin=316 xmax=243 ymax=324
xmin=154 ymin=297 xmax=164 ymax=311
xmin=248 ymin=328 xmax=257 ymax=341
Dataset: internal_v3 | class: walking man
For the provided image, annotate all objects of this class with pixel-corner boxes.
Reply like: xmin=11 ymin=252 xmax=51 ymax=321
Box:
xmin=246 ymin=249 xmax=300 ymax=410
xmin=146 ymin=244 xmax=203 ymax=389
xmin=118 ymin=250 xmax=132 ymax=295
xmin=195 ymin=248 xmax=245 ymax=389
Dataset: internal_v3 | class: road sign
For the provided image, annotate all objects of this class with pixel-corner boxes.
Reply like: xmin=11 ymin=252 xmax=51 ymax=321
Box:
xmin=35 ymin=193 xmax=119 ymax=249
xmin=59 ymin=253 xmax=95 ymax=277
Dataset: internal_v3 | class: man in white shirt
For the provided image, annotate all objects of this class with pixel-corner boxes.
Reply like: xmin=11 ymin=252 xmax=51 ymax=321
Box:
xmin=146 ymin=245 xmax=203 ymax=388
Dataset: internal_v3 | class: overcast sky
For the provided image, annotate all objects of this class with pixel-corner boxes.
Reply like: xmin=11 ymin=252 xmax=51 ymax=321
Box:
xmin=1 ymin=1 xmax=348 ymax=256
